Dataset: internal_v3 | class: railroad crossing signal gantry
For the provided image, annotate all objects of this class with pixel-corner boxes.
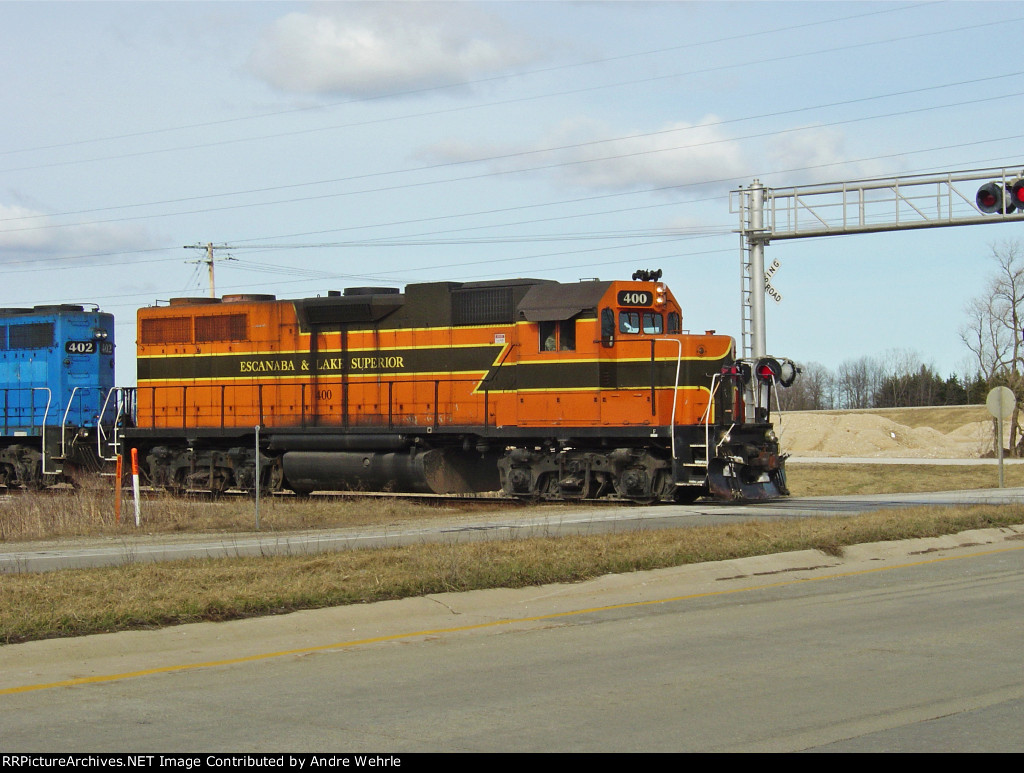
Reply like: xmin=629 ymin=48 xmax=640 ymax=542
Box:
xmin=731 ymin=166 xmax=1024 ymax=359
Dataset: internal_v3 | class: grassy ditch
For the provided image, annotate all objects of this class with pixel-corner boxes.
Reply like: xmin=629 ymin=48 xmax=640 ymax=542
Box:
xmin=2 ymin=462 xmax=1024 ymax=645
xmin=2 ymin=503 xmax=1022 ymax=644
xmin=786 ymin=462 xmax=1024 ymax=496
xmin=1 ymin=463 xmax=1022 ymax=544
xmin=0 ymin=489 xmax=507 ymax=544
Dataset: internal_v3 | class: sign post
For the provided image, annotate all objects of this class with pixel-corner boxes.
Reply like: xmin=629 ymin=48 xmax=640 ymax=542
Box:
xmin=254 ymin=425 xmax=261 ymax=531
xmin=986 ymin=386 xmax=1016 ymax=488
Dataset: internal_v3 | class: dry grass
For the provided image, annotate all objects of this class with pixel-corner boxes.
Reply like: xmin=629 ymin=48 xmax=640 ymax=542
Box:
xmin=2 ymin=463 xmax=1019 ymax=543
xmin=0 ymin=489 xmax=504 ymax=544
xmin=786 ymin=463 xmax=1024 ymax=496
xmin=4 ymin=449 xmax=1024 ymax=645
xmin=2 ymin=503 xmax=1020 ymax=644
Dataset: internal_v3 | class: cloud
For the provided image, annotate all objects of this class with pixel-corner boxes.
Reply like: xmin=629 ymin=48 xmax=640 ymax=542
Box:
xmin=419 ymin=117 xmax=905 ymax=197
xmin=248 ymin=3 xmax=538 ymax=97
xmin=0 ymin=203 xmax=155 ymax=260
xmin=545 ymin=118 xmax=749 ymax=192
xmin=418 ymin=117 xmax=753 ymax=194
xmin=764 ymin=126 xmax=893 ymax=185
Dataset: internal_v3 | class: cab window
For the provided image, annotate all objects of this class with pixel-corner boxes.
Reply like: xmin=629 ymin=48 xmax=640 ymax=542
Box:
xmin=539 ymin=321 xmax=557 ymax=351
xmin=619 ymin=311 xmax=640 ymax=334
xmin=642 ymin=313 xmax=663 ymax=334
xmin=667 ymin=312 xmax=681 ymax=333
xmin=539 ymin=319 xmax=577 ymax=351
xmin=601 ymin=308 xmax=615 ymax=347
xmin=559 ymin=320 xmax=576 ymax=351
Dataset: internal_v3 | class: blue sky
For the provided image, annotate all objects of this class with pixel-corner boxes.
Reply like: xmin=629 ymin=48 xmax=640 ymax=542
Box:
xmin=3 ymin=0 xmax=1023 ymax=385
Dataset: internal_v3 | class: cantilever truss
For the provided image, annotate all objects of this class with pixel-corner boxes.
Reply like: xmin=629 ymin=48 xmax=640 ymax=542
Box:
xmin=730 ymin=166 xmax=1024 ymax=358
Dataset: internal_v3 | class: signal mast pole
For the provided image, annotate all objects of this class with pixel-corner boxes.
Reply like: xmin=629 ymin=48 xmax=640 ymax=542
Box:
xmin=737 ymin=181 xmax=768 ymax=358
xmin=732 ymin=165 xmax=1024 ymax=359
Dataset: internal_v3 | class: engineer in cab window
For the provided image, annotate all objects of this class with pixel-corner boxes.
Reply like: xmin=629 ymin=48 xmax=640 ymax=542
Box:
xmin=540 ymin=321 xmax=557 ymax=351
xmin=619 ymin=311 xmax=640 ymax=334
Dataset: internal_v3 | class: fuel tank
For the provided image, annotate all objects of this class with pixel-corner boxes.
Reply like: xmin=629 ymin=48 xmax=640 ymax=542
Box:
xmin=282 ymin=448 xmax=501 ymax=495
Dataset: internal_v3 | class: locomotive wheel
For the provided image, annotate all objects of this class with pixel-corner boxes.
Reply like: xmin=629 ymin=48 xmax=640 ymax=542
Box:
xmin=209 ymin=468 xmax=231 ymax=496
xmin=286 ymin=478 xmax=312 ymax=497
xmin=26 ymin=461 xmax=46 ymax=491
xmin=168 ymin=469 xmax=187 ymax=496
xmin=263 ymin=457 xmax=285 ymax=493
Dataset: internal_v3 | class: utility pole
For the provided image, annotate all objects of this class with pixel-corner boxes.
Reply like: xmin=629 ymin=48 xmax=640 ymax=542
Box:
xmin=184 ymin=243 xmax=235 ymax=298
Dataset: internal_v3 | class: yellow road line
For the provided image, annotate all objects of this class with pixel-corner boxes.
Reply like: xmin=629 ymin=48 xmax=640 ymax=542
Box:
xmin=3 ymin=543 xmax=1021 ymax=696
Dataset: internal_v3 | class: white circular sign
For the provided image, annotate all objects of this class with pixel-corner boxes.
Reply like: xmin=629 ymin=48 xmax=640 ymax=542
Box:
xmin=986 ymin=386 xmax=1016 ymax=420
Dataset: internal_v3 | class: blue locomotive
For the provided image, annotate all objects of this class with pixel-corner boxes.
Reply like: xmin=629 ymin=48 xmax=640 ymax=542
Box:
xmin=0 ymin=305 xmax=124 ymax=487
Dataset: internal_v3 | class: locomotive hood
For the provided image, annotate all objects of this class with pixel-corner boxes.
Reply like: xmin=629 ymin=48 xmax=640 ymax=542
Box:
xmin=516 ymin=280 xmax=611 ymax=321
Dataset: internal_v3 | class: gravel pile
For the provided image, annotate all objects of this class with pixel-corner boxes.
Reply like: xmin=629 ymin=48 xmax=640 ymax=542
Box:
xmin=776 ymin=412 xmax=1003 ymax=459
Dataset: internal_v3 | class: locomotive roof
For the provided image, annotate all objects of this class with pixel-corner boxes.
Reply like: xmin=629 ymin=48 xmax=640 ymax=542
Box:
xmin=151 ymin=277 xmax=635 ymax=329
xmin=0 ymin=304 xmax=104 ymax=317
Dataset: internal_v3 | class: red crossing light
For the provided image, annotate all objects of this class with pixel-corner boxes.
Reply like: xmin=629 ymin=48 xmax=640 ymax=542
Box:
xmin=977 ymin=181 xmax=1017 ymax=214
xmin=1011 ymin=179 xmax=1024 ymax=208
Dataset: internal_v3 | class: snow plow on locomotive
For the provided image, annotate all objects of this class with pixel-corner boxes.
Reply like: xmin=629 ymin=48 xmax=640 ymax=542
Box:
xmin=122 ymin=273 xmax=798 ymax=503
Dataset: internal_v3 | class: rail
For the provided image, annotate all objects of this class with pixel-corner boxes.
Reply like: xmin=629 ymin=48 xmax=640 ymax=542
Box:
xmin=702 ymin=374 xmax=723 ymax=463
xmin=96 ymin=387 xmax=135 ymax=461
xmin=60 ymin=386 xmax=81 ymax=461
xmin=651 ymin=338 xmax=683 ymax=461
xmin=2 ymin=386 xmax=49 ymax=435
xmin=138 ymin=378 xmax=493 ymax=431
xmin=0 ymin=387 xmax=61 ymax=475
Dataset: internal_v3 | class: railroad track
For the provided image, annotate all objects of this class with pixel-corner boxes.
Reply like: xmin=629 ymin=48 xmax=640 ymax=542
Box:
xmin=0 ymin=485 xmax=637 ymax=508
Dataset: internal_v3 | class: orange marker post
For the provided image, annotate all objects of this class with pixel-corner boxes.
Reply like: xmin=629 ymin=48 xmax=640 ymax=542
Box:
xmin=131 ymin=448 xmax=141 ymax=526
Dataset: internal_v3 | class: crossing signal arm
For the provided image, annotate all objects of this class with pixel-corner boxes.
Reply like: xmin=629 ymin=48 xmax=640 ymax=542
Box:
xmin=734 ymin=167 xmax=1024 ymax=359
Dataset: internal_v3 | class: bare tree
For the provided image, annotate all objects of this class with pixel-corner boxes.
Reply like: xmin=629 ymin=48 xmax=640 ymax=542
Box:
xmin=835 ymin=355 xmax=882 ymax=409
xmin=960 ymin=241 xmax=1024 ymax=453
xmin=875 ymin=348 xmax=923 ymax=407
xmin=775 ymin=361 xmax=833 ymax=411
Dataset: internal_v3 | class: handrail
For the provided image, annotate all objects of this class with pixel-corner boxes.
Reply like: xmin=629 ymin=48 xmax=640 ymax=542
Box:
xmin=702 ymin=373 xmax=722 ymax=460
xmin=60 ymin=386 xmax=81 ymax=460
xmin=31 ymin=387 xmax=61 ymax=476
xmin=651 ymin=338 xmax=682 ymax=461
xmin=96 ymin=387 xmax=129 ymax=461
xmin=96 ymin=388 xmax=116 ymax=460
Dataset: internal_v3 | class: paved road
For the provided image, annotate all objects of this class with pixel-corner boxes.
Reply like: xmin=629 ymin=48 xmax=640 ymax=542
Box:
xmin=2 ymin=526 xmax=1022 ymax=751
xmin=3 ymin=487 xmax=1023 ymax=573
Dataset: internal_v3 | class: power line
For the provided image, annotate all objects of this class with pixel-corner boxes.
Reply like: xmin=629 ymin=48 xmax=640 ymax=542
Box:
xmin=0 ymin=1 xmax=938 ymax=160
xmin=5 ymin=67 xmax=1021 ymax=226
xmin=5 ymin=87 xmax=1024 ymax=241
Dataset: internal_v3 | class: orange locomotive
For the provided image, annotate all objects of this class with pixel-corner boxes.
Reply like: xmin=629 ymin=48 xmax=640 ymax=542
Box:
xmin=124 ymin=272 xmax=797 ymax=502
